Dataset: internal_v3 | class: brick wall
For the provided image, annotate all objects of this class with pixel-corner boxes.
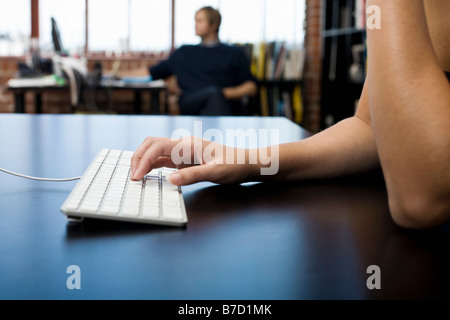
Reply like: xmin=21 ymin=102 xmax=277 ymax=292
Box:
xmin=303 ymin=0 xmax=323 ymax=133
xmin=0 ymin=58 xmax=21 ymax=113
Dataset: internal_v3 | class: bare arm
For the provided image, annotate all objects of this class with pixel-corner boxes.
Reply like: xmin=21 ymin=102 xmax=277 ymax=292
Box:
xmin=251 ymin=82 xmax=379 ymax=182
xmin=366 ymin=0 xmax=450 ymax=228
xmin=131 ymin=82 xmax=379 ymax=187
xmin=222 ymin=81 xmax=258 ymax=100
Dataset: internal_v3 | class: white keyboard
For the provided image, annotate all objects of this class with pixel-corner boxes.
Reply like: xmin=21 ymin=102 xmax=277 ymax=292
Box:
xmin=60 ymin=149 xmax=187 ymax=227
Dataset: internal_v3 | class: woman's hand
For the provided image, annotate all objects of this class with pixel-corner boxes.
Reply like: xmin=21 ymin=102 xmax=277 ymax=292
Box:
xmin=130 ymin=136 xmax=258 ymax=186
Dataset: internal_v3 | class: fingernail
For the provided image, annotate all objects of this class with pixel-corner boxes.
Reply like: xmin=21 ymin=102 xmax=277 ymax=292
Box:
xmin=133 ymin=166 xmax=141 ymax=179
xmin=167 ymin=173 xmax=181 ymax=186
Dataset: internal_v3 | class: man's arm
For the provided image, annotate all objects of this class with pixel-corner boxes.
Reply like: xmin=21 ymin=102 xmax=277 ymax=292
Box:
xmin=222 ymin=48 xmax=258 ymax=100
xmin=366 ymin=0 xmax=450 ymax=229
xmin=222 ymin=80 xmax=257 ymax=100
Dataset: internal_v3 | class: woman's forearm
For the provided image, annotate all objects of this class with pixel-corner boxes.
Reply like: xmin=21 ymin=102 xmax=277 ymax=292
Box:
xmin=247 ymin=115 xmax=379 ymax=182
xmin=366 ymin=0 xmax=450 ymax=227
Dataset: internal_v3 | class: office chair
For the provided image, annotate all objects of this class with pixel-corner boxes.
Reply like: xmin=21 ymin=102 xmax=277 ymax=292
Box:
xmin=61 ymin=62 xmax=98 ymax=112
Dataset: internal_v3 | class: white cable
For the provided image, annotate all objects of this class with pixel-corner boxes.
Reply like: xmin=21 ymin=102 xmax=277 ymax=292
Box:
xmin=0 ymin=167 xmax=81 ymax=182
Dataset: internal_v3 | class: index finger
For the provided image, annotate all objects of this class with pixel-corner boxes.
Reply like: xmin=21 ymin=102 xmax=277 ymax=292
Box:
xmin=131 ymin=137 xmax=179 ymax=180
xmin=131 ymin=137 xmax=154 ymax=175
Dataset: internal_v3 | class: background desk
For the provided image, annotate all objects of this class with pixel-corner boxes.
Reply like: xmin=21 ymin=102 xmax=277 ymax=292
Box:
xmin=6 ymin=78 xmax=167 ymax=114
xmin=0 ymin=114 xmax=449 ymax=300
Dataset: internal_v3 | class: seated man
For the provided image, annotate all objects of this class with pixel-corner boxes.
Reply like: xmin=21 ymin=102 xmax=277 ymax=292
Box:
xmin=149 ymin=6 xmax=257 ymax=116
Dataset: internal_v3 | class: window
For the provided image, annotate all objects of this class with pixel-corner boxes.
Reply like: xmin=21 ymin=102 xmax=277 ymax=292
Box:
xmin=89 ymin=0 xmax=171 ymax=53
xmin=129 ymin=0 xmax=172 ymax=52
xmin=175 ymin=0 xmax=305 ymax=47
xmin=1 ymin=0 xmax=305 ymax=56
xmin=88 ymin=0 xmax=129 ymax=53
xmin=265 ymin=0 xmax=304 ymax=45
xmin=0 ymin=0 xmax=30 ymax=56
xmin=40 ymin=0 xmax=86 ymax=55
xmin=219 ymin=0 xmax=265 ymax=45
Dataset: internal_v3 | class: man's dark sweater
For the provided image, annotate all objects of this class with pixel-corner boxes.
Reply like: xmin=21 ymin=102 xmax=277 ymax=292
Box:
xmin=149 ymin=43 xmax=254 ymax=115
xmin=150 ymin=43 xmax=254 ymax=94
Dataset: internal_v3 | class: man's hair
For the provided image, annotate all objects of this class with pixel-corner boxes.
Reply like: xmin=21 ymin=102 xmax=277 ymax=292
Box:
xmin=197 ymin=6 xmax=222 ymax=33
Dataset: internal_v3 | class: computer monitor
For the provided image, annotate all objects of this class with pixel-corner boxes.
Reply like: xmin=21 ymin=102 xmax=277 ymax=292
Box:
xmin=51 ymin=17 xmax=66 ymax=55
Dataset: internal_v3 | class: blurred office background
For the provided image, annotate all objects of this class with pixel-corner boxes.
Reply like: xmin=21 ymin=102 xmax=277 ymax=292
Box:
xmin=0 ymin=0 xmax=336 ymax=133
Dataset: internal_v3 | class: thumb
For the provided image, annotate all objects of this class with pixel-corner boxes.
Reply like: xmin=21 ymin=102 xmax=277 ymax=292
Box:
xmin=166 ymin=164 xmax=215 ymax=186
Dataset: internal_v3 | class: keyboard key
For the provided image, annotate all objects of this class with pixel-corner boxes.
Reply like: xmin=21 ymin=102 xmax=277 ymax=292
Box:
xmin=64 ymin=199 xmax=81 ymax=211
xmin=100 ymin=204 xmax=120 ymax=215
xmin=147 ymin=169 xmax=159 ymax=176
xmin=108 ymin=150 xmax=122 ymax=158
xmin=121 ymin=204 xmax=140 ymax=217
xmin=162 ymin=207 xmax=183 ymax=220
xmin=94 ymin=155 xmax=106 ymax=163
xmin=121 ymin=180 xmax=143 ymax=216
xmin=142 ymin=205 xmax=159 ymax=218
xmin=121 ymin=151 xmax=134 ymax=159
xmin=118 ymin=158 xmax=131 ymax=167
xmin=104 ymin=157 xmax=119 ymax=165
xmin=142 ymin=179 xmax=160 ymax=218
xmin=79 ymin=201 xmax=101 ymax=213
xmin=98 ymin=149 xmax=109 ymax=157
xmin=163 ymin=194 xmax=180 ymax=205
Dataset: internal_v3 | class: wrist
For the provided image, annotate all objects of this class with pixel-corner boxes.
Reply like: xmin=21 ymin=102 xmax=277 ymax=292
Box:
xmin=242 ymin=149 xmax=259 ymax=182
xmin=242 ymin=148 xmax=279 ymax=182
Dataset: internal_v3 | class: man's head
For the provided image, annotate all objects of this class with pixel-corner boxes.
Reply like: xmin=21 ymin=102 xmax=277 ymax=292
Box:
xmin=195 ymin=6 xmax=222 ymax=39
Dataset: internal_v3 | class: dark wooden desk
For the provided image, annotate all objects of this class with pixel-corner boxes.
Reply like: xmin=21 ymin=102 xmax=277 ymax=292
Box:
xmin=0 ymin=114 xmax=449 ymax=300
xmin=6 ymin=79 xmax=167 ymax=114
